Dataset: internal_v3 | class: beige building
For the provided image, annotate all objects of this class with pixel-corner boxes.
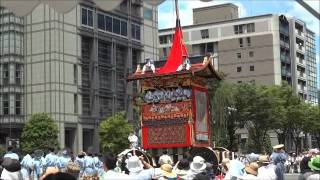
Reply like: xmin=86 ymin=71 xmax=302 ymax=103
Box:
xmin=158 ymin=3 xmax=317 ymax=104
xmin=158 ymin=3 xmax=318 ymax=150
xmin=0 ymin=0 xmax=159 ymax=153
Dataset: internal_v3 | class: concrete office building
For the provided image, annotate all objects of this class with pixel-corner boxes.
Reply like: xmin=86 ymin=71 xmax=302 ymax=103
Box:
xmin=0 ymin=0 xmax=159 ymax=152
xmin=158 ymin=3 xmax=318 ymax=105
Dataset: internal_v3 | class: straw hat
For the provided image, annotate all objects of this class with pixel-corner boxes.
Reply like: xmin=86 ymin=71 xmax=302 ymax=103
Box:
xmin=160 ymin=164 xmax=177 ymax=178
xmin=190 ymin=156 xmax=207 ymax=171
xmin=273 ymin=144 xmax=284 ymax=149
xmin=258 ymin=155 xmax=270 ymax=164
xmin=245 ymin=162 xmax=259 ymax=176
xmin=308 ymin=155 xmax=320 ymax=172
xmin=126 ymin=156 xmax=143 ymax=173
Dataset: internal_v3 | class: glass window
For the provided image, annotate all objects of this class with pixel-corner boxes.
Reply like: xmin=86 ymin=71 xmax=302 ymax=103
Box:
xmin=74 ymin=94 xmax=78 ymax=114
xmin=249 ymin=51 xmax=254 ymax=57
xmin=144 ymin=7 xmax=153 ymax=21
xmin=113 ymin=18 xmax=120 ymax=34
xmin=237 ymin=66 xmax=242 ymax=72
xmin=15 ymin=94 xmax=21 ymax=115
xmin=121 ymin=21 xmax=127 ymax=36
xmin=201 ymin=29 xmax=209 ymax=39
xmin=247 ymin=37 xmax=251 ymax=46
xmin=105 ymin=16 xmax=112 ymax=32
xmin=88 ymin=10 xmax=93 ymax=27
xmin=237 ymin=53 xmax=241 ymax=59
xmin=3 ymin=94 xmax=9 ymax=115
xmin=3 ymin=64 xmax=9 ymax=85
xmin=98 ymin=13 xmax=105 ymax=30
xmin=247 ymin=23 xmax=255 ymax=33
xmin=74 ymin=64 xmax=77 ymax=85
xmin=15 ymin=64 xmax=22 ymax=85
xmin=81 ymin=8 xmax=87 ymax=25
xmin=132 ymin=24 xmax=140 ymax=40
xmin=239 ymin=38 xmax=243 ymax=47
xmin=250 ymin=65 xmax=255 ymax=71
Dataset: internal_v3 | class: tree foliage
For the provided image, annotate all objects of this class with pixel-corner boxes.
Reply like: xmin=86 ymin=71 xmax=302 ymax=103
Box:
xmin=99 ymin=112 xmax=133 ymax=154
xmin=209 ymin=81 xmax=319 ymax=153
xmin=21 ymin=113 xmax=59 ymax=153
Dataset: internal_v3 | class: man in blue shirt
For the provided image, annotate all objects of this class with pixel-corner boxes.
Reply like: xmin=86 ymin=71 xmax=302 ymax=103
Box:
xmin=271 ymin=144 xmax=288 ymax=180
xmin=3 ymin=146 xmax=19 ymax=160
xmin=44 ymin=147 xmax=58 ymax=170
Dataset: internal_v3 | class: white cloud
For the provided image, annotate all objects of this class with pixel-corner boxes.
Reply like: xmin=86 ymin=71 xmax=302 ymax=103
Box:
xmin=285 ymin=1 xmax=319 ymax=36
xmin=158 ymin=0 xmax=247 ymax=29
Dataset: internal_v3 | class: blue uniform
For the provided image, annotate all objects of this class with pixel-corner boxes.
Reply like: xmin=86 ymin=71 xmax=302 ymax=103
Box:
xmin=21 ymin=154 xmax=34 ymax=180
xmin=271 ymin=152 xmax=288 ymax=180
xmin=4 ymin=151 xmax=19 ymax=160
xmin=83 ymin=156 xmax=96 ymax=176
xmin=33 ymin=156 xmax=45 ymax=180
xmin=58 ymin=155 xmax=71 ymax=171
xmin=76 ymin=156 xmax=85 ymax=176
xmin=94 ymin=156 xmax=104 ymax=176
xmin=44 ymin=152 xmax=58 ymax=169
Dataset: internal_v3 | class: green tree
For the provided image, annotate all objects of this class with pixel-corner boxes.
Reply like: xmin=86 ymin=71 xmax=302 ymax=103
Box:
xmin=99 ymin=112 xmax=133 ymax=154
xmin=236 ymin=84 xmax=276 ymax=153
xmin=21 ymin=113 xmax=59 ymax=153
xmin=209 ymin=81 xmax=237 ymax=149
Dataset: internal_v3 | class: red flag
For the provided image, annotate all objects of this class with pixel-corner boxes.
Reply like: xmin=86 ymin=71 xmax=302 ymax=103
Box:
xmin=158 ymin=23 xmax=188 ymax=74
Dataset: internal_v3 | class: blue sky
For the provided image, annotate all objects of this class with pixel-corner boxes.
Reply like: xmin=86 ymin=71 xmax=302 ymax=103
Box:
xmin=158 ymin=0 xmax=320 ymax=88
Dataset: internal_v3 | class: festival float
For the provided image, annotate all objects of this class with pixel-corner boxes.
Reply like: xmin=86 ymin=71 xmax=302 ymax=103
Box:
xmin=126 ymin=0 xmax=226 ymax=171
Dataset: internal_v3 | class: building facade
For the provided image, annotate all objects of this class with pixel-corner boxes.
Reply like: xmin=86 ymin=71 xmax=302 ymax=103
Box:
xmin=0 ymin=0 xmax=159 ymax=152
xmin=158 ymin=4 xmax=318 ymax=105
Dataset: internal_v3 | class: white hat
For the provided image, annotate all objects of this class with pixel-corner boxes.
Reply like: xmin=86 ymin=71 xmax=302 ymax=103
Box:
xmin=273 ymin=144 xmax=284 ymax=149
xmin=159 ymin=155 xmax=173 ymax=165
xmin=126 ymin=156 xmax=143 ymax=173
xmin=190 ymin=156 xmax=206 ymax=172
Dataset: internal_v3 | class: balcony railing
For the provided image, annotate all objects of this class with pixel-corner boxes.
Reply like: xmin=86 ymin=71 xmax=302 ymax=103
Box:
xmin=296 ymin=44 xmax=305 ymax=52
xmin=295 ymin=29 xmax=304 ymax=37
xmin=296 ymin=58 xmax=306 ymax=67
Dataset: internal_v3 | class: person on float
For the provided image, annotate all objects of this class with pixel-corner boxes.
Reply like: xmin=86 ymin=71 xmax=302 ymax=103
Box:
xmin=128 ymin=132 xmax=139 ymax=149
xmin=142 ymin=58 xmax=156 ymax=74
xmin=176 ymin=55 xmax=191 ymax=71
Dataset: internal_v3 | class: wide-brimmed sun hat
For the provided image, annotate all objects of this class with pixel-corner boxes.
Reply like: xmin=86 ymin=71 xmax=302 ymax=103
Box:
xmin=245 ymin=162 xmax=259 ymax=176
xmin=258 ymin=155 xmax=270 ymax=164
xmin=126 ymin=156 xmax=143 ymax=173
xmin=308 ymin=155 xmax=320 ymax=172
xmin=190 ymin=156 xmax=206 ymax=171
xmin=273 ymin=144 xmax=284 ymax=149
xmin=161 ymin=164 xmax=177 ymax=178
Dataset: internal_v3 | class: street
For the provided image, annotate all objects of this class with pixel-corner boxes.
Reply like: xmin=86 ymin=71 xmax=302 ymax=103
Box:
xmin=285 ymin=173 xmax=300 ymax=180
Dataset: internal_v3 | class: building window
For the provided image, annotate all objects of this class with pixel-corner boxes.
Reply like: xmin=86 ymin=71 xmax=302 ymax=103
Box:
xmin=159 ymin=35 xmax=167 ymax=44
xmin=144 ymin=7 xmax=153 ymax=21
xmin=97 ymin=13 xmax=105 ymax=30
xmin=105 ymin=15 xmax=112 ymax=32
xmin=247 ymin=37 xmax=251 ymax=46
xmin=15 ymin=94 xmax=21 ymax=115
xmin=247 ymin=23 xmax=255 ymax=33
xmin=163 ymin=48 xmax=167 ymax=57
xmin=113 ymin=18 xmax=121 ymax=34
xmin=237 ymin=81 xmax=242 ymax=83
xmin=237 ymin=66 xmax=242 ymax=72
xmin=249 ymin=51 xmax=254 ymax=57
xmin=74 ymin=64 xmax=77 ymax=85
xmin=81 ymin=8 xmax=93 ymax=27
xmin=201 ymin=29 xmax=209 ymax=39
xmin=74 ymin=94 xmax=78 ymax=114
xmin=131 ymin=24 xmax=141 ymax=40
xmin=120 ymin=21 xmax=127 ymax=36
xmin=15 ymin=64 xmax=22 ymax=85
xmin=237 ymin=53 xmax=241 ymax=59
xmin=239 ymin=38 xmax=243 ymax=47
xmin=250 ymin=65 xmax=255 ymax=71
xmin=234 ymin=25 xmax=243 ymax=34
xmin=3 ymin=94 xmax=9 ymax=115
xmin=3 ymin=64 xmax=9 ymax=85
